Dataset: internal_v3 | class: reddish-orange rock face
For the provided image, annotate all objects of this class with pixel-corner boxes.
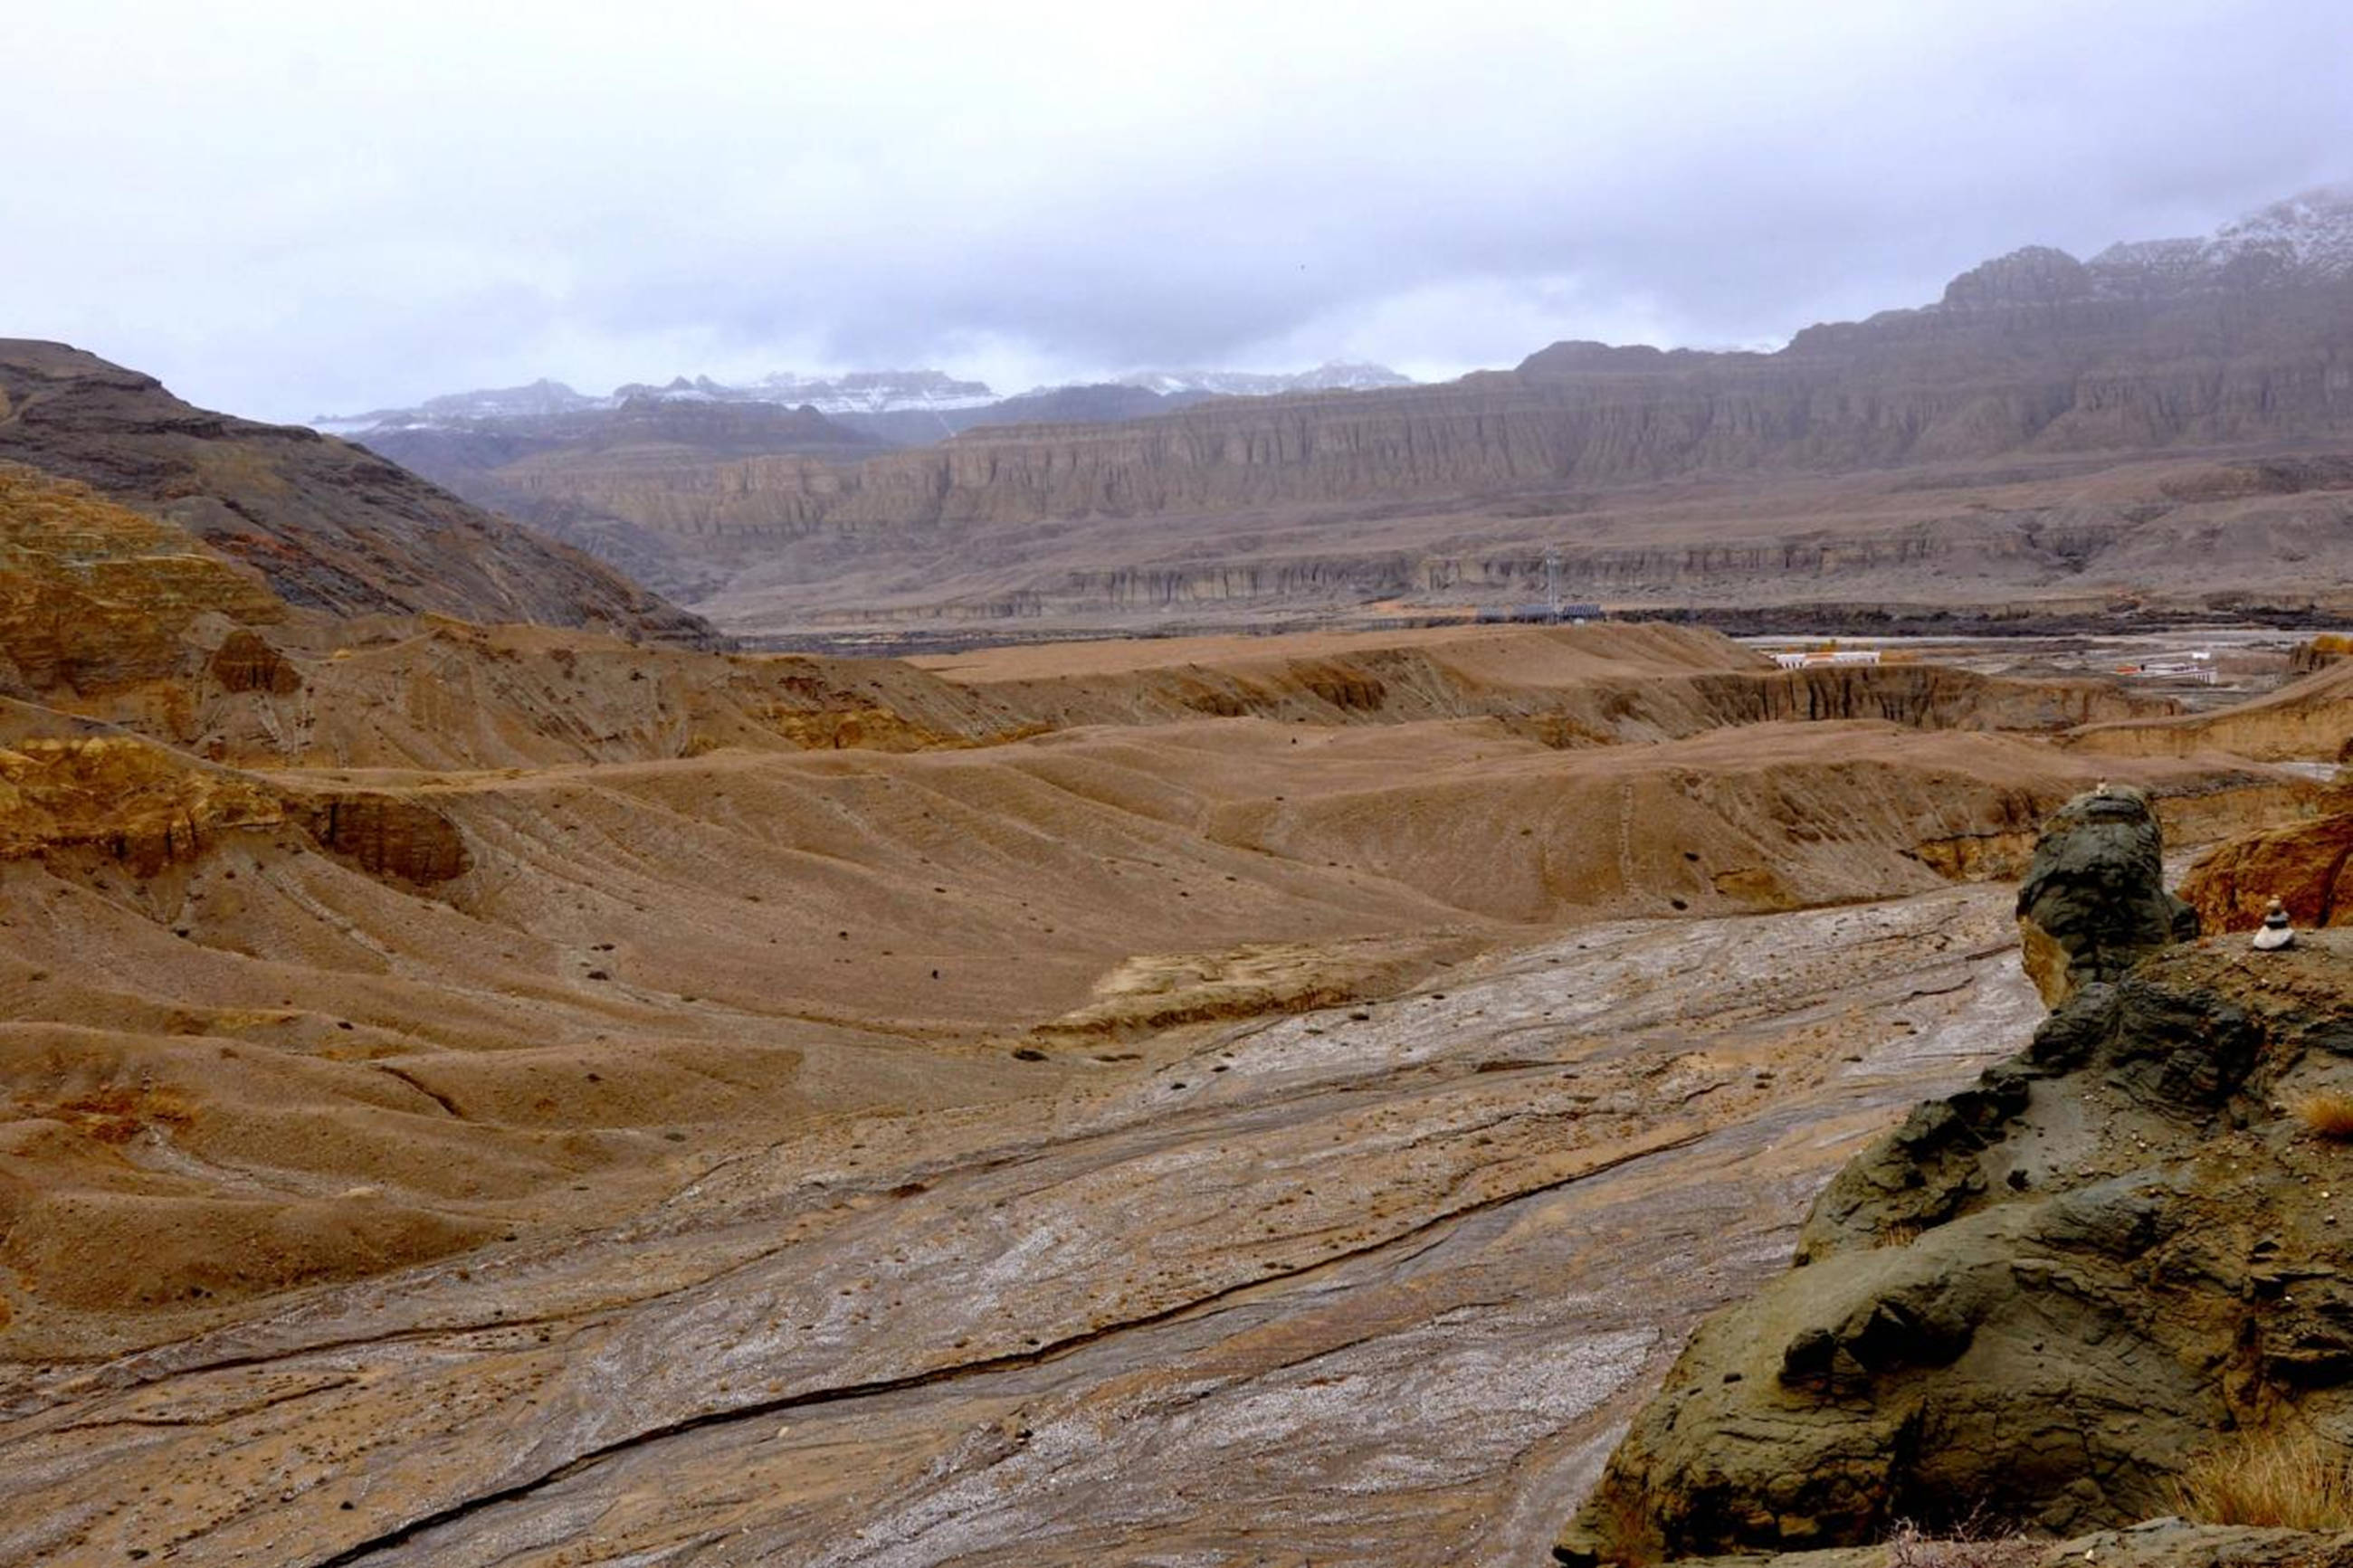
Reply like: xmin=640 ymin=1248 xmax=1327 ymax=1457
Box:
xmin=2182 ymin=810 xmax=2353 ymax=930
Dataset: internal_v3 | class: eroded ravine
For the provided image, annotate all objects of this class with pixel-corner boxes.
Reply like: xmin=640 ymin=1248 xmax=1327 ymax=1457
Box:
xmin=0 ymin=886 xmax=2043 ymax=1567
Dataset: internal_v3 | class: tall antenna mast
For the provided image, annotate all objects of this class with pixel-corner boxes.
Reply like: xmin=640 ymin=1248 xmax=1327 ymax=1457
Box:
xmin=1545 ymin=548 xmax=1561 ymax=619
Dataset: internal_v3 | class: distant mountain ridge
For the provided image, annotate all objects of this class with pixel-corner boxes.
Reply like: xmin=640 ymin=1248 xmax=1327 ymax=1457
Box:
xmin=1113 ymin=362 xmax=1415 ymax=397
xmin=332 ymin=364 xmax=1422 ymax=588
xmin=355 ymin=394 xmax=890 ymax=601
xmin=624 ymin=183 xmax=2353 ymax=538
xmin=508 ymin=182 xmax=2353 ymax=631
xmin=317 ymin=362 xmax=1415 ymax=437
xmin=286 ymin=185 xmax=2353 ymax=632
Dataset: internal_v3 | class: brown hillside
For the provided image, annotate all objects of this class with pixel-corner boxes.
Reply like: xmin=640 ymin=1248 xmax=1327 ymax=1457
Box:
xmin=0 ymin=340 xmax=712 ymax=643
xmin=0 ymin=682 xmax=2311 ymax=1349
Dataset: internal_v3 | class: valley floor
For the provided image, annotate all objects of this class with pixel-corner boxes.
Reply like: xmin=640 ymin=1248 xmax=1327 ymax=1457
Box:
xmin=0 ymin=621 xmax=2342 ymax=1567
xmin=2 ymin=887 xmax=2038 ymax=1567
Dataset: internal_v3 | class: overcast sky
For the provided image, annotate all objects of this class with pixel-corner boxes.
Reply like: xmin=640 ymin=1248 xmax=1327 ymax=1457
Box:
xmin=10 ymin=1 xmax=2351 ymax=421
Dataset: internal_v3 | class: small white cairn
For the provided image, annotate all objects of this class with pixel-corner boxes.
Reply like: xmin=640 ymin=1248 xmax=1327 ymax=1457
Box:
xmin=2252 ymin=895 xmax=2296 ymax=952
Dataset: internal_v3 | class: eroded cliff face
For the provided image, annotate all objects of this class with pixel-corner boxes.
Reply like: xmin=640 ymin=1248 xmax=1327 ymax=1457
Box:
xmin=507 ymin=277 xmax=2353 ymax=546
xmin=2070 ymin=660 xmax=2353 ymax=764
xmin=0 ymin=728 xmax=284 ymax=876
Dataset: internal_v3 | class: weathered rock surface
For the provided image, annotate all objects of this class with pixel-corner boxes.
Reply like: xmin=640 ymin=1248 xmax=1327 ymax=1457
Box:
xmin=2182 ymin=810 xmax=2353 ymax=931
xmin=1556 ymin=918 xmax=2353 ymax=1564
xmin=205 ymin=628 xmax=301 ymax=697
xmin=0 ymin=462 xmax=286 ymax=696
xmin=0 ymin=722 xmax=284 ymax=876
xmin=0 ymin=708 xmax=472 ymax=889
xmin=291 ymin=792 xmax=471 ymax=885
xmin=1671 ymin=1522 xmax=2353 ymax=1568
xmin=0 ymin=341 xmax=713 ymax=643
xmin=2014 ymin=785 xmax=2198 ymax=1006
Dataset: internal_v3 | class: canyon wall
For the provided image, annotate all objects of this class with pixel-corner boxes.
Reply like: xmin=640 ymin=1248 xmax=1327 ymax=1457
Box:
xmin=499 ymin=278 xmax=2353 ymax=555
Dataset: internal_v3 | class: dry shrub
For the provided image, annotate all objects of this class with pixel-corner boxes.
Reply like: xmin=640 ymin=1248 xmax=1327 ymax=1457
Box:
xmin=2175 ymin=1427 xmax=2353 ymax=1530
xmin=1884 ymin=1517 xmax=2039 ymax=1568
xmin=2297 ymin=1091 xmax=2353 ymax=1141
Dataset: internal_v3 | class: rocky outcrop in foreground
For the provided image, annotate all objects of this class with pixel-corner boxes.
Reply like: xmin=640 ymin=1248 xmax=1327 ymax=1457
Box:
xmin=1558 ymin=792 xmax=2353 ymax=1563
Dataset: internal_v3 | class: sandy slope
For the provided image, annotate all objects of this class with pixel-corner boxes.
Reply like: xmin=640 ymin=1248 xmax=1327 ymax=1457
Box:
xmin=0 ymin=707 xmax=2310 ymax=1343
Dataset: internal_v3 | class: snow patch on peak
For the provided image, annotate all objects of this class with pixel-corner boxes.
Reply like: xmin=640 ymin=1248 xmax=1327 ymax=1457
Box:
xmin=1112 ymin=362 xmax=1414 ymax=397
xmin=2085 ymin=182 xmax=2353 ymax=296
xmin=2208 ymin=183 xmax=2353 ymax=275
xmin=745 ymin=369 xmax=997 ymax=415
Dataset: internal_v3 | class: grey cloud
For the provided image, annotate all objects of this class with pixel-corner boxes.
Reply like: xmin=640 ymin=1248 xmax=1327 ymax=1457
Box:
xmin=8 ymin=0 xmax=2351 ymax=419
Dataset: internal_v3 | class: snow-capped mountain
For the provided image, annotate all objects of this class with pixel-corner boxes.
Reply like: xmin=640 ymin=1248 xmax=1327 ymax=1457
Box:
xmin=606 ymin=370 xmax=999 ymax=416
xmin=317 ymin=368 xmax=1001 ymax=432
xmin=317 ymin=361 xmax=1412 ymax=435
xmin=1920 ymin=184 xmax=2353 ymax=318
xmin=742 ymin=370 xmax=997 ymax=415
xmin=1114 ymin=361 xmax=1414 ymax=397
xmin=2089 ymin=183 xmax=2353 ymax=293
xmin=313 ymin=378 xmax=603 ymax=432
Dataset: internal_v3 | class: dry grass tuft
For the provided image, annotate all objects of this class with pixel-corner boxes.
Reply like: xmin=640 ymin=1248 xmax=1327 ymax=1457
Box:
xmin=2296 ymin=1091 xmax=2353 ymax=1141
xmin=1883 ymin=1517 xmax=2039 ymax=1568
xmin=2175 ymin=1427 xmax=2353 ymax=1530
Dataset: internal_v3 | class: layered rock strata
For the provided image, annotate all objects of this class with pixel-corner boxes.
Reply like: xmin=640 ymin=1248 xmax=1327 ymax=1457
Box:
xmin=509 ymin=271 xmax=2353 ymax=547
xmin=2070 ymin=660 xmax=2353 ymax=764
xmin=461 ymin=225 xmax=2353 ymax=631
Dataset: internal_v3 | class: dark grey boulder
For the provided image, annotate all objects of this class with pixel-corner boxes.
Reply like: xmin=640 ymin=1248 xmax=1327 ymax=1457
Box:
xmin=2015 ymin=785 xmax=2196 ymax=1007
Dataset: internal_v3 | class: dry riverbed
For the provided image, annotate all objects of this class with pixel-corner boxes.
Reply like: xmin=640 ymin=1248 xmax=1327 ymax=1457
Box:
xmin=1 ymin=886 xmax=2043 ymax=1567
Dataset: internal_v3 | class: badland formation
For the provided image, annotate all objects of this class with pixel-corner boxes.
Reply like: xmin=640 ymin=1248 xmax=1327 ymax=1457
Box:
xmin=0 ymin=187 xmax=2350 ymax=1568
